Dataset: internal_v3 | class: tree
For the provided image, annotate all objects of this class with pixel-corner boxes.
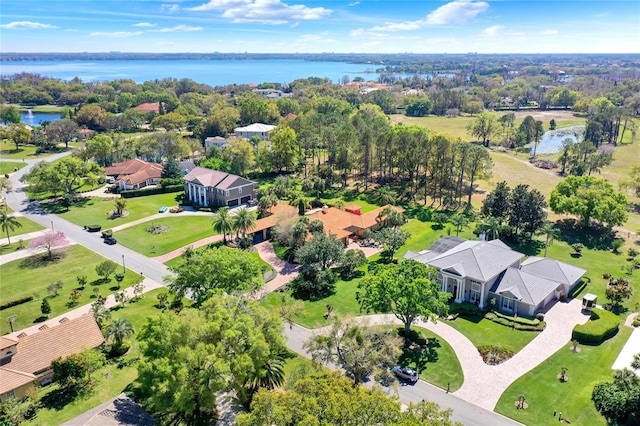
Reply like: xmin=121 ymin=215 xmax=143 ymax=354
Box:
xmin=68 ymin=289 xmax=82 ymax=306
xmin=166 ymin=246 xmax=263 ymax=306
xmin=150 ymin=111 xmax=187 ymax=131
xmin=232 ymin=207 xmax=256 ymax=239
xmin=450 ymin=213 xmax=469 ymax=237
xmin=41 ymin=298 xmax=51 ymax=317
xmin=270 ymin=125 xmax=298 ymax=172
xmin=508 ymin=184 xmax=547 ymax=238
xmin=46 ymin=119 xmax=79 ymax=149
xmin=592 ymin=370 xmax=640 ymax=424
xmin=95 ymin=260 xmax=117 ymax=281
xmin=371 ymin=226 xmax=411 ymax=259
xmin=538 ymin=222 xmax=560 ymax=257
xmin=74 ymin=104 xmax=107 ymax=130
xmin=105 ymin=318 xmax=135 ymax=348
xmin=304 ymin=317 xmax=402 ymax=385
xmin=531 ymin=120 xmax=545 ymax=158
xmin=405 ymin=98 xmax=432 ymax=117
xmin=114 ymin=198 xmax=126 ymax=216
xmin=137 ymin=295 xmax=285 ymax=422
xmin=0 ymin=105 xmax=20 ymax=125
xmin=480 ymin=216 xmax=502 ymax=240
xmin=221 ymin=139 xmax=255 ymax=176
xmin=550 ymin=175 xmax=628 ymax=228
xmin=161 ymin=158 xmax=182 ymax=179
xmin=52 ymin=349 xmax=105 ymax=396
xmin=338 ymin=249 xmax=367 ymax=277
xmin=358 ymin=260 xmax=450 ymax=336
xmin=6 ymin=123 xmax=31 ymax=151
xmin=605 ymin=277 xmax=634 ymax=311
xmin=481 ymin=181 xmax=511 ymax=220
xmin=21 ymin=157 xmax=103 ymax=200
xmin=46 ymin=281 xmax=64 ymax=297
xmin=211 ymin=206 xmax=233 ymax=242
xmin=85 ymin=134 xmax=113 ymax=166
xmin=632 ymin=353 xmax=640 ymax=370
xmin=376 ymin=185 xmax=397 ymax=206
xmin=28 ymin=230 xmax=69 ymax=260
xmin=90 ymin=300 xmax=111 ymax=328
xmin=466 ymin=112 xmax=498 ymax=146
xmin=0 ymin=209 xmax=22 ymax=244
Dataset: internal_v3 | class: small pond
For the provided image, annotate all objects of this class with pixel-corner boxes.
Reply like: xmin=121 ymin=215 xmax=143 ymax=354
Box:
xmin=20 ymin=111 xmax=63 ymax=126
xmin=531 ymin=125 xmax=584 ymax=155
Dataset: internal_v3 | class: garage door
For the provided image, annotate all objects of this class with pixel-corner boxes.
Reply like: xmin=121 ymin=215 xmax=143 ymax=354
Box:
xmin=240 ymin=196 xmax=251 ymax=204
xmin=228 ymin=199 xmax=239 ymax=207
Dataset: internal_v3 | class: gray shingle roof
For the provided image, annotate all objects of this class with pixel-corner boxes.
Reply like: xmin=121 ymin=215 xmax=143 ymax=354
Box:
xmin=491 ymin=268 xmax=562 ymax=305
xmin=520 ymin=257 xmax=586 ymax=286
xmin=426 ymin=239 xmax=524 ymax=281
xmin=183 ymin=167 xmax=255 ymax=190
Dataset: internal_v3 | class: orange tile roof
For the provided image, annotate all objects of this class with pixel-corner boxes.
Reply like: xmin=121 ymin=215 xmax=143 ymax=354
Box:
xmin=0 ymin=336 xmax=18 ymax=350
xmin=134 ymin=102 xmax=160 ymax=113
xmin=0 ymin=368 xmax=37 ymax=394
xmin=104 ymin=159 xmax=163 ymax=185
xmin=3 ymin=315 xmax=104 ymax=376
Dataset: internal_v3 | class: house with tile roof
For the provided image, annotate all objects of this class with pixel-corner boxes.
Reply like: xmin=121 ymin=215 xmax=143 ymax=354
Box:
xmin=250 ymin=203 xmax=405 ymax=245
xmin=0 ymin=315 xmax=104 ymax=402
xmin=104 ymin=158 xmax=163 ymax=191
xmin=405 ymin=236 xmax=586 ymax=316
xmin=183 ymin=167 xmax=257 ymax=207
xmin=234 ymin=123 xmax=276 ymax=140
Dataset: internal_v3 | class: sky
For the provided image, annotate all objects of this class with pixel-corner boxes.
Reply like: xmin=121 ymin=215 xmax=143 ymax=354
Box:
xmin=1 ymin=0 xmax=639 ymax=54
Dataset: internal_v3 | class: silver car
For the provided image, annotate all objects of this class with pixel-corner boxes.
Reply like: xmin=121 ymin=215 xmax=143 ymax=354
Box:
xmin=391 ymin=365 xmax=418 ymax=382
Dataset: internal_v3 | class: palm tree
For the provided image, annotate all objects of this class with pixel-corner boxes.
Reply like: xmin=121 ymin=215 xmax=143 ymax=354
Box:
xmin=258 ymin=193 xmax=278 ymax=213
xmin=538 ymin=221 xmax=561 ymax=257
xmin=211 ymin=207 xmax=233 ymax=243
xmin=105 ymin=318 xmax=135 ymax=347
xmin=0 ymin=209 xmax=22 ymax=244
xmin=376 ymin=186 xmax=396 ymax=206
xmin=450 ymin=213 xmax=469 ymax=237
xmin=292 ymin=220 xmax=309 ymax=247
xmin=114 ymin=199 xmax=126 ymax=216
xmin=480 ymin=216 xmax=502 ymax=240
xmin=233 ymin=207 xmax=256 ymax=239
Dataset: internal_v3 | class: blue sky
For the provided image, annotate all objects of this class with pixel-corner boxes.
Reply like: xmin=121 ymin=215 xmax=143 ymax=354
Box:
xmin=1 ymin=0 xmax=638 ymax=53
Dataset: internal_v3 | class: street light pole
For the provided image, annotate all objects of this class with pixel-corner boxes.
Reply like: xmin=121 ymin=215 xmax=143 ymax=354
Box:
xmin=122 ymin=254 xmax=126 ymax=274
xmin=50 ymin=220 xmax=54 ymax=232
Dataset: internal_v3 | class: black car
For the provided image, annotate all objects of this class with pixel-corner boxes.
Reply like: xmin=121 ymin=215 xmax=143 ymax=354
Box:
xmin=391 ymin=365 xmax=418 ymax=382
xmin=104 ymin=236 xmax=117 ymax=245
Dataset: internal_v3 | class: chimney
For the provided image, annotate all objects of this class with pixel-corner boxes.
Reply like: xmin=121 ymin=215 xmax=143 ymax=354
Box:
xmin=479 ymin=231 xmax=486 ymax=241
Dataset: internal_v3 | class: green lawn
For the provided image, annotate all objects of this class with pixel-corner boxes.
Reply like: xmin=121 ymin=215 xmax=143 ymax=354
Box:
xmin=0 ymin=140 xmax=62 ymax=160
xmin=115 ymin=216 xmax=217 ymax=257
xmin=4 ymin=216 xmax=46 ymax=240
xmin=495 ymin=326 xmax=632 ymax=425
xmin=0 ymin=240 xmax=27 ymax=255
xmin=44 ymin=193 xmax=184 ymax=229
xmin=18 ymin=105 xmax=67 ymax=113
xmin=444 ymin=315 xmax=538 ymax=353
xmin=0 ymin=161 xmax=27 ymax=174
xmin=24 ymin=289 xmax=171 ymax=426
xmin=400 ymin=326 xmax=463 ymax=392
xmin=0 ymin=245 xmax=143 ymax=335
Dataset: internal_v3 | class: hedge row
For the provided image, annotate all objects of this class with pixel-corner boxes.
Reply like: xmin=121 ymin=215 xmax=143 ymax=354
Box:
xmin=572 ymin=308 xmax=620 ymax=344
xmin=450 ymin=302 xmax=482 ymax=316
xmin=86 ymin=225 xmax=102 ymax=232
xmin=0 ymin=296 xmax=34 ymax=311
xmin=491 ymin=310 xmax=542 ymax=326
xmin=121 ymin=184 xmax=183 ymax=198
xmin=485 ymin=312 xmax=545 ymax=331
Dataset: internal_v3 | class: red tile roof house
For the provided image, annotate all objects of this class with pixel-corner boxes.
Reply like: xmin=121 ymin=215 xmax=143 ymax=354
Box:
xmin=183 ymin=167 xmax=258 ymax=207
xmin=104 ymin=159 xmax=163 ymax=191
xmin=133 ymin=102 xmax=161 ymax=114
xmin=0 ymin=315 xmax=104 ymax=402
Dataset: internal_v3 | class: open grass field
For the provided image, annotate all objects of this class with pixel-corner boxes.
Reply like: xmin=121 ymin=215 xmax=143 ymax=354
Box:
xmin=495 ymin=326 xmax=632 ymax=426
xmin=45 ymin=192 xmax=184 ymax=229
xmin=444 ymin=315 xmax=538 ymax=354
xmin=0 ymin=244 xmax=143 ymax=335
xmin=23 ymin=288 xmax=171 ymax=426
xmin=114 ymin=216 xmax=217 ymax=257
xmin=0 ymin=140 xmax=43 ymax=160
xmin=4 ymin=215 xmax=46 ymax=240
xmin=0 ymin=161 xmax=27 ymax=174
xmin=18 ymin=105 xmax=67 ymax=113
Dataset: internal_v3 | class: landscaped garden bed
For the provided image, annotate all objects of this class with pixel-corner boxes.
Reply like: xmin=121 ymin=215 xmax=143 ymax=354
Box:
xmin=477 ymin=345 xmax=515 ymax=365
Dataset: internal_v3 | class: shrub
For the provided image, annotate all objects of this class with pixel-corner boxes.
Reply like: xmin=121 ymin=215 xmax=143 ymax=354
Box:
xmin=535 ymin=313 xmax=545 ymax=321
xmin=0 ymin=296 xmax=34 ymax=311
xmin=101 ymin=229 xmax=113 ymax=238
xmin=477 ymin=345 xmax=515 ymax=365
xmin=568 ymin=280 xmax=588 ymax=298
xmin=633 ymin=317 xmax=640 ymax=328
xmin=485 ymin=312 xmax=545 ymax=331
xmin=86 ymin=224 xmax=102 ymax=232
xmin=120 ymin=184 xmax=183 ymax=198
xmin=572 ymin=308 xmax=620 ymax=344
xmin=197 ymin=207 xmax=212 ymax=212
xmin=449 ymin=302 xmax=481 ymax=316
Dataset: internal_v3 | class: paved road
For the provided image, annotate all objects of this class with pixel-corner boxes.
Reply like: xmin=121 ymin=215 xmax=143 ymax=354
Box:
xmin=284 ymin=323 xmax=521 ymax=426
xmin=5 ymin=154 xmax=172 ymax=284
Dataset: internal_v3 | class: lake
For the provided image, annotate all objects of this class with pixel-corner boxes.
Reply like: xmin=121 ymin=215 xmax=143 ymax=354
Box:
xmin=1 ymin=59 xmax=381 ymax=87
xmin=531 ymin=126 xmax=585 ymax=154
xmin=20 ymin=111 xmax=62 ymax=126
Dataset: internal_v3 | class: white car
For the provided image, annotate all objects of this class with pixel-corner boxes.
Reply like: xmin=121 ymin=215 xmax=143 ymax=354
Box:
xmin=391 ymin=365 xmax=418 ymax=382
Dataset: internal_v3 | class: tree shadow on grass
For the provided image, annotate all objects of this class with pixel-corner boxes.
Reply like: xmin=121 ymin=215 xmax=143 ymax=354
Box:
xmin=39 ymin=387 xmax=82 ymax=412
xmin=403 ymin=206 xmax=433 ymax=222
xmin=397 ymin=328 xmax=441 ymax=374
xmin=19 ymin=253 xmax=63 ymax=269
xmin=555 ymin=218 xmax=616 ymax=250
xmin=33 ymin=316 xmax=48 ymax=323
xmin=502 ymin=238 xmax=546 ymax=257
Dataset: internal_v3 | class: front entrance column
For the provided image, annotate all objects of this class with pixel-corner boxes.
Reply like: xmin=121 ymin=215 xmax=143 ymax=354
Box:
xmin=479 ymin=282 xmax=485 ymax=309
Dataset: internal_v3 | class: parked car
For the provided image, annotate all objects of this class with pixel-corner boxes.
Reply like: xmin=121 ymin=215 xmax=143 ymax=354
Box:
xmin=246 ymin=199 xmax=258 ymax=207
xmin=391 ymin=365 xmax=418 ymax=383
xmin=103 ymin=237 xmax=117 ymax=245
xmin=159 ymin=206 xmax=168 ymax=213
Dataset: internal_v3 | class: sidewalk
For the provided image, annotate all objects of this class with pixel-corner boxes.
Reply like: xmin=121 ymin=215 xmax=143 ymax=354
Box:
xmin=0 ymin=240 xmax=78 ymax=265
xmin=0 ymin=229 xmax=48 ymax=246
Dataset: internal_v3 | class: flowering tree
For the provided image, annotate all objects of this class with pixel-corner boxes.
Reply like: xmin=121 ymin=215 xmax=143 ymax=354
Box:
xmin=28 ymin=230 xmax=70 ymax=260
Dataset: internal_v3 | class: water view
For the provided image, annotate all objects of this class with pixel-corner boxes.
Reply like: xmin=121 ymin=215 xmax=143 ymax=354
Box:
xmin=531 ymin=125 xmax=585 ymax=154
xmin=1 ymin=59 xmax=380 ymax=87
xmin=20 ymin=111 xmax=63 ymax=126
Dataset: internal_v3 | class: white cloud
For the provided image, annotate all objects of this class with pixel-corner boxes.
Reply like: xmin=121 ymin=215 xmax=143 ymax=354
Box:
xmin=483 ymin=25 xmax=504 ymax=36
xmin=0 ymin=21 xmax=57 ymax=30
xmin=350 ymin=28 xmax=420 ymax=40
xmin=369 ymin=0 xmax=489 ymax=32
xmin=296 ymin=33 xmax=336 ymax=43
xmin=154 ymin=25 xmax=203 ymax=32
xmin=160 ymin=4 xmax=181 ymax=13
xmin=189 ymin=0 xmax=332 ymax=24
xmin=89 ymin=31 xmax=144 ymax=37
xmin=424 ymin=0 xmax=489 ymax=25
xmin=541 ymin=29 xmax=559 ymax=35
xmin=348 ymin=1 xmax=360 ymax=6
xmin=133 ymin=22 xmax=156 ymax=27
